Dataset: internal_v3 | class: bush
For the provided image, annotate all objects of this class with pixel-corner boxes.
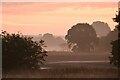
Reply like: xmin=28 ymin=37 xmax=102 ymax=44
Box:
xmin=2 ymin=31 xmax=47 ymax=73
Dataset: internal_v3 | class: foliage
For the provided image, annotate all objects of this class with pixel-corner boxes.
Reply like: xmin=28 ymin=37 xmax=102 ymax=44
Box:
xmin=109 ymin=10 xmax=120 ymax=67
xmin=106 ymin=26 xmax=118 ymax=42
xmin=2 ymin=31 xmax=47 ymax=72
xmin=65 ymin=23 xmax=98 ymax=52
xmin=97 ymin=27 xmax=118 ymax=52
xmin=42 ymin=33 xmax=65 ymax=51
xmin=92 ymin=21 xmax=111 ymax=37
xmin=109 ymin=39 xmax=120 ymax=67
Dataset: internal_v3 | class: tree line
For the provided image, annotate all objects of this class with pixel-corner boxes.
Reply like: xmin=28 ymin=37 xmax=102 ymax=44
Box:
xmin=65 ymin=22 xmax=118 ymax=53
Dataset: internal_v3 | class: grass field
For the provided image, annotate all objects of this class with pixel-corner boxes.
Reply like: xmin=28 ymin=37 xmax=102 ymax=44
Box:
xmin=3 ymin=51 xmax=118 ymax=78
xmin=4 ymin=67 xmax=118 ymax=78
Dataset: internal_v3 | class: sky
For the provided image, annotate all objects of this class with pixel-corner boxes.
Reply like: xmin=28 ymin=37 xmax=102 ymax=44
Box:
xmin=1 ymin=2 xmax=119 ymax=36
xmin=1 ymin=0 xmax=120 ymax=2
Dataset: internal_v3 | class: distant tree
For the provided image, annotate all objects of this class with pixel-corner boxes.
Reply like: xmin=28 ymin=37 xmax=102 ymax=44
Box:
xmin=107 ymin=26 xmax=118 ymax=41
xmin=65 ymin=23 xmax=98 ymax=52
xmin=42 ymin=33 xmax=55 ymax=47
xmin=42 ymin=33 xmax=54 ymax=40
xmin=92 ymin=21 xmax=111 ymax=37
xmin=42 ymin=33 xmax=65 ymax=51
xmin=2 ymin=31 xmax=47 ymax=74
xmin=97 ymin=27 xmax=118 ymax=52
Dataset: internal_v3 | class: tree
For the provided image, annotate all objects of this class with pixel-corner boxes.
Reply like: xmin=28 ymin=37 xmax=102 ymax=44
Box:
xmin=109 ymin=40 xmax=120 ymax=67
xmin=109 ymin=4 xmax=120 ymax=77
xmin=97 ymin=27 xmax=118 ymax=52
xmin=92 ymin=21 xmax=111 ymax=37
xmin=107 ymin=26 xmax=118 ymax=42
xmin=2 ymin=31 xmax=47 ymax=74
xmin=65 ymin=23 xmax=98 ymax=53
xmin=109 ymin=7 xmax=120 ymax=68
xmin=42 ymin=33 xmax=65 ymax=51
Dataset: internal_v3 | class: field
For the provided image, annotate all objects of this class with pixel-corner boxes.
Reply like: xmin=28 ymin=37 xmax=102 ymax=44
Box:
xmin=5 ymin=67 xmax=117 ymax=78
xmin=3 ymin=51 xmax=118 ymax=78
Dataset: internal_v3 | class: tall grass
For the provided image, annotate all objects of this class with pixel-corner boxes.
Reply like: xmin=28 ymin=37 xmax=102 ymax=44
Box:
xmin=4 ymin=67 xmax=118 ymax=78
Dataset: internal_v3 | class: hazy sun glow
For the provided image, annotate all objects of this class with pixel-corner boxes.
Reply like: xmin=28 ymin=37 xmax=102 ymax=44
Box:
xmin=2 ymin=2 xmax=118 ymax=35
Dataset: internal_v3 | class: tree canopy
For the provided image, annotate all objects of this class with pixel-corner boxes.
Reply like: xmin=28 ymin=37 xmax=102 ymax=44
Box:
xmin=65 ymin=23 xmax=98 ymax=53
xmin=42 ymin=33 xmax=65 ymax=51
xmin=109 ymin=39 xmax=120 ymax=67
xmin=92 ymin=21 xmax=111 ymax=37
xmin=109 ymin=9 xmax=120 ymax=68
xmin=2 ymin=31 xmax=47 ymax=73
xmin=96 ymin=26 xmax=118 ymax=52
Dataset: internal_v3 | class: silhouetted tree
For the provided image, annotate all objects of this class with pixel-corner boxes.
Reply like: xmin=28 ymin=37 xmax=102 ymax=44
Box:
xmin=2 ymin=31 xmax=47 ymax=74
xmin=109 ymin=40 xmax=120 ymax=67
xmin=92 ymin=21 xmax=111 ymax=37
xmin=65 ymin=23 xmax=98 ymax=53
xmin=109 ymin=6 xmax=120 ymax=69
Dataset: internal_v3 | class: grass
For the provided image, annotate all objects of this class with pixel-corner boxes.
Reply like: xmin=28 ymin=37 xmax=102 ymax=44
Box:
xmin=3 ymin=51 xmax=117 ymax=78
xmin=4 ymin=67 xmax=118 ymax=78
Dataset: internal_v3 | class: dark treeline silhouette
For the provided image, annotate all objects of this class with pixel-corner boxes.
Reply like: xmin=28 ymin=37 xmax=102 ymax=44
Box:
xmin=24 ymin=21 xmax=118 ymax=53
xmin=65 ymin=22 xmax=118 ymax=53
xmin=21 ymin=21 xmax=118 ymax=53
xmin=24 ymin=21 xmax=117 ymax=53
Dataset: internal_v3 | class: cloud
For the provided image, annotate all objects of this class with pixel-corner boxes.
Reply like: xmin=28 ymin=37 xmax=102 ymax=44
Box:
xmin=3 ymin=21 xmax=55 ymax=27
xmin=2 ymin=2 xmax=117 ymax=15
xmin=1 ymin=0 xmax=120 ymax=2
xmin=2 ymin=2 xmax=117 ymax=35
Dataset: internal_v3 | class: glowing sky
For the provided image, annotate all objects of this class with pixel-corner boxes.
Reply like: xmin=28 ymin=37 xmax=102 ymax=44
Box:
xmin=2 ymin=2 xmax=118 ymax=35
xmin=1 ymin=0 xmax=120 ymax=2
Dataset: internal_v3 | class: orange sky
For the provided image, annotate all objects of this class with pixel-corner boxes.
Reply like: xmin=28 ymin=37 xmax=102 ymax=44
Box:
xmin=2 ymin=2 xmax=118 ymax=36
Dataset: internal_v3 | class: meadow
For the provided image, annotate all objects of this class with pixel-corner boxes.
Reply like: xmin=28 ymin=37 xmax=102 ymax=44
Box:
xmin=3 ymin=51 xmax=118 ymax=78
xmin=5 ymin=67 xmax=117 ymax=78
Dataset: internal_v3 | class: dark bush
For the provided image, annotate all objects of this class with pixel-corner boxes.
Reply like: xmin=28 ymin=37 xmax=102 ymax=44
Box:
xmin=2 ymin=31 xmax=47 ymax=73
